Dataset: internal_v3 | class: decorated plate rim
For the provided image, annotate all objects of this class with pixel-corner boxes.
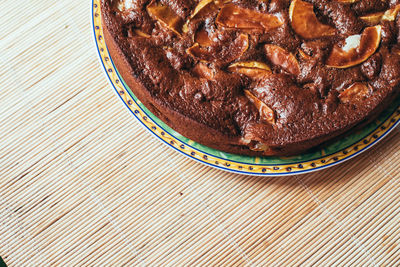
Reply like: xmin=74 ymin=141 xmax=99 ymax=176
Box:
xmin=92 ymin=0 xmax=400 ymax=176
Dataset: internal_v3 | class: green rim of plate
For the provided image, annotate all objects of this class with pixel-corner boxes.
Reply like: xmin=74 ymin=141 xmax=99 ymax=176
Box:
xmin=93 ymin=0 xmax=400 ymax=176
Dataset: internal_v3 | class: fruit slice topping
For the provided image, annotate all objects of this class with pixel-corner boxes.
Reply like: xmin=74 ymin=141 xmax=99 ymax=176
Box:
xmin=183 ymin=0 xmax=219 ymax=33
xmin=240 ymin=136 xmax=271 ymax=152
xmin=194 ymin=28 xmax=214 ymax=46
xmin=264 ymin=44 xmax=300 ymax=75
xmin=338 ymin=82 xmax=371 ymax=103
xmin=336 ymin=0 xmax=359 ymax=3
xmin=244 ymin=90 xmax=276 ymax=124
xmin=187 ymin=33 xmax=249 ymax=63
xmin=359 ymin=4 xmax=400 ymax=25
xmin=133 ymin=29 xmax=151 ymax=38
xmin=360 ymin=12 xmax=385 ymax=26
xmin=289 ymin=0 xmax=336 ymax=39
xmin=228 ymin=62 xmax=272 ymax=79
xmin=192 ymin=63 xmax=215 ymax=80
xmin=382 ymin=4 xmax=400 ymax=21
xmin=147 ymin=0 xmax=183 ymax=36
xmin=216 ymin=3 xmax=283 ymax=32
xmin=326 ymin=26 xmax=382 ymax=68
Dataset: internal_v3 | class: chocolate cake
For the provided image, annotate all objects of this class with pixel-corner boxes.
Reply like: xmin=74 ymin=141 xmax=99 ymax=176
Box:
xmin=101 ymin=0 xmax=400 ymax=156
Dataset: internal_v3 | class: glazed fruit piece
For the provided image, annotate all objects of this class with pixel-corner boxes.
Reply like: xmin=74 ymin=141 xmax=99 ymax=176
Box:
xmin=228 ymin=61 xmax=271 ymax=79
xmin=289 ymin=0 xmax=336 ymax=39
xmin=146 ymin=1 xmax=184 ymax=36
xmin=101 ymin=0 xmax=400 ymax=156
xmin=216 ymin=3 xmax=283 ymax=32
xmin=326 ymin=26 xmax=382 ymax=68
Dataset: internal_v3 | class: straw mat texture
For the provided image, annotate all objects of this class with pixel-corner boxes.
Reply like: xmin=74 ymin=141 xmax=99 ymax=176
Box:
xmin=0 ymin=1 xmax=399 ymax=266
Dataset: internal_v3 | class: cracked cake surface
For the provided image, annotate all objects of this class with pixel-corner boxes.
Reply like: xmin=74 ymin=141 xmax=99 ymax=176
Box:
xmin=101 ymin=0 xmax=400 ymax=156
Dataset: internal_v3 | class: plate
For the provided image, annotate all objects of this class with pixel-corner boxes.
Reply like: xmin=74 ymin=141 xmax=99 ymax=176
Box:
xmin=92 ymin=0 xmax=400 ymax=176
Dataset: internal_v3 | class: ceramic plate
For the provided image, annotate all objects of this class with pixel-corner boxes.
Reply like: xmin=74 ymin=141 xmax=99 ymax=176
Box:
xmin=92 ymin=0 xmax=400 ymax=176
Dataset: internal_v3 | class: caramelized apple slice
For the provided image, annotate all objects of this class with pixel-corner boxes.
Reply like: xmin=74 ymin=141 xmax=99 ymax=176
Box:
xmin=187 ymin=43 xmax=210 ymax=62
xmin=215 ymin=0 xmax=232 ymax=7
xmin=133 ymin=29 xmax=151 ymax=38
xmin=339 ymin=83 xmax=370 ymax=103
xmin=326 ymin=26 xmax=382 ymax=68
xmin=183 ymin=0 xmax=218 ymax=33
xmin=382 ymin=4 xmax=400 ymax=21
xmin=265 ymin=44 xmax=300 ymax=75
xmin=359 ymin=5 xmax=400 ymax=25
xmin=147 ymin=0 xmax=183 ymax=36
xmin=360 ymin=12 xmax=384 ymax=26
xmin=250 ymin=142 xmax=270 ymax=152
xmin=240 ymin=123 xmax=274 ymax=153
xmin=187 ymin=34 xmax=249 ymax=63
xmin=297 ymin=48 xmax=312 ymax=60
xmin=216 ymin=3 xmax=283 ymax=32
xmin=228 ymin=62 xmax=272 ymax=78
xmin=194 ymin=28 xmax=214 ymax=46
xmin=336 ymin=0 xmax=359 ymax=3
xmin=244 ymin=90 xmax=276 ymax=124
xmin=289 ymin=0 xmax=336 ymax=39
xmin=193 ymin=63 xmax=215 ymax=80
xmin=191 ymin=0 xmax=214 ymax=18
xmin=240 ymin=137 xmax=271 ymax=152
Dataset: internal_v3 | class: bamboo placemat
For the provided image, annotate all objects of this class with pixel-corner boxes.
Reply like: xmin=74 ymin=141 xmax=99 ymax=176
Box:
xmin=1 ymin=1 xmax=399 ymax=266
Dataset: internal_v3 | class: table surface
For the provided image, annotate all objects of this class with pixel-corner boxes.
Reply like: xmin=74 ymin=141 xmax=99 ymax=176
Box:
xmin=1 ymin=1 xmax=400 ymax=266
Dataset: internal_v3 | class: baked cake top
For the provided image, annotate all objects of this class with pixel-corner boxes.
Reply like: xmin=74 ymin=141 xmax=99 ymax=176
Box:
xmin=102 ymin=0 xmax=400 ymax=154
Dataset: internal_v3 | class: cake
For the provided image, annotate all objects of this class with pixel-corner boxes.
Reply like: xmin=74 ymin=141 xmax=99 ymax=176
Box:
xmin=101 ymin=0 xmax=400 ymax=156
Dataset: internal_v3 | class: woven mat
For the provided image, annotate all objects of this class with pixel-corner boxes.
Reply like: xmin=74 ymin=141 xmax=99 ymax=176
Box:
xmin=1 ymin=1 xmax=400 ymax=266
